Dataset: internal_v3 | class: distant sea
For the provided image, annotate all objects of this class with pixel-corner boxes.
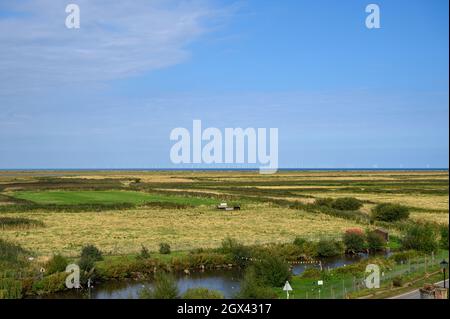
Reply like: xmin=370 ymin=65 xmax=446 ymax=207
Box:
xmin=0 ymin=168 xmax=447 ymax=171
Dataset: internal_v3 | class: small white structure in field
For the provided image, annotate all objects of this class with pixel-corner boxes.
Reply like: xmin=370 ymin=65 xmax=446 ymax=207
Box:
xmin=217 ymin=203 xmax=228 ymax=209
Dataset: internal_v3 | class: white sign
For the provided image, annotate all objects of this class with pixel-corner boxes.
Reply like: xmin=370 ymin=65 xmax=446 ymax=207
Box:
xmin=283 ymin=281 xmax=293 ymax=299
xmin=318 ymin=280 xmax=324 ymax=286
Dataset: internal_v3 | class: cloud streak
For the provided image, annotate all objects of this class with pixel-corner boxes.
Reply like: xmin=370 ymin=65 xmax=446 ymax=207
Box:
xmin=0 ymin=0 xmax=229 ymax=95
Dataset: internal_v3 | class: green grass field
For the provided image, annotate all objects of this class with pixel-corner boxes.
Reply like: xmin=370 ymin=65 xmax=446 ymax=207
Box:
xmin=12 ymin=190 xmax=216 ymax=206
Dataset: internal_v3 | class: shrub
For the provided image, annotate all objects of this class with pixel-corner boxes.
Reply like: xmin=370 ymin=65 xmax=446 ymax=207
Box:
xmin=371 ymin=203 xmax=409 ymax=222
xmin=159 ymin=243 xmax=171 ymax=255
xmin=220 ymin=237 xmax=251 ymax=267
xmin=343 ymin=229 xmax=366 ymax=253
xmin=390 ymin=250 xmax=421 ymax=264
xmin=0 ymin=217 xmax=44 ymax=229
xmin=392 ymin=276 xmax=404 ymax=287
xmin=331 ymin=197 xmax=363 ymax=211
xmin=79 ymin=256 xmax=95 ymax=273
xmin=182 ymin=287 xmax=224 ymax=299
xmin=79 ymin=244 xmax=102 ymax=273
xmin=366 ymin=231 xmax=386 ymax=251
xmin=138 ymin=245 xmax=151 ymax=259
xmin=32 ymin=272 xmax=67 ymax=295
xmin=139 ymin=272 xmax=179 ymax=299
xmin=80 ymin=244 xmax=103 ymax=262
xmin=291 ymin=238 xmax=318 ymax=257
xmin=300 ymin=268 xmax=322 ymax=279
xmin=293 ymin=237 xmax=308 ymax=247
xmin=152 ymin=272 xmax=179 ymax=299
xmin=237 ymin=267 xmax=277 ymax=299
xmin=252 ymin=254 xmax=290 ymax=287
xmin=402 ymin=223 xmax=439 ymax=253
xmin=316 ymin=240 xmax=344 ymax=257
xmin=440 ymin=226 xmax=449 ymax=250
xmin=45 ymin=254 xmax=69 ymax=275
xmin=314 ymin=198 xmax=334 ymax=208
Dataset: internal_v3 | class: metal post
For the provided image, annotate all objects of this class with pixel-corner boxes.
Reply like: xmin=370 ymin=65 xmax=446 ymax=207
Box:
xmin=444 ymin=268 xmax=447 ymax=289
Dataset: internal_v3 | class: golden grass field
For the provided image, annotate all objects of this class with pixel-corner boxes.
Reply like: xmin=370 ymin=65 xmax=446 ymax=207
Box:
xmin=0 ymin=205 xmax=364 ymax=257
xmin=0 ymin=170 xmax=448 ymax=258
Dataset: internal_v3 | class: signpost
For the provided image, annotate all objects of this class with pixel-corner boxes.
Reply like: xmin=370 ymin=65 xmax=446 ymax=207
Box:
xmin=283 ymin=281 xmax=293 ymax=299
xmin=318 ymin=280 xmax=323 ymax=299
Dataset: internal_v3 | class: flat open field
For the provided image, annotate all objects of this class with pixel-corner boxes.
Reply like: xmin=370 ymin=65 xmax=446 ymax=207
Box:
xmin=12 ymin=190 xmax=216 ymax=206
xmin=0 ymin=170 xmax=448 ymax=258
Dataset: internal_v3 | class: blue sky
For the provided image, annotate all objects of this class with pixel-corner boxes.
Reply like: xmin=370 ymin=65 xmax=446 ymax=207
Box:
xmin=0 ymin=0 xmax=448 ymax=169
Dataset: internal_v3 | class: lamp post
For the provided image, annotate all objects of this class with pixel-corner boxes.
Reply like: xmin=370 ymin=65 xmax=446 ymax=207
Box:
xmin=440 ymin=259 xmax=448 ymax=288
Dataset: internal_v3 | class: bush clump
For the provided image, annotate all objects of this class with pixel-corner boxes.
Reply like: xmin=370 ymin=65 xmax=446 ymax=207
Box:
xmin=331 ymin=197 xmax=363 ymax=211
xmin=140 ymin=272 xmax=179 ymax=299
xmin=389 ymin=250 xmax=421 ymax=264
xmin=314 ymin=198 xmax=334 ymax=208
xmin=45 ymin=254 xmax=69 ymax=275
xmin=79 ymin=244 xmax=103 ymax=272
xmin=343 ymin=229 xmax=366 ymax=253
xmin=219 ymin=237 xmax=251 ymax=267
xmin=138 ymin=245 xmax=151 ymax=259
xmin=402 ymin=223 xmax=439 ymax=253
xmin=366 ymin=231 xmax=386 ymax=252
xmin=316 ymin=240 xmax=344 ymax=257
xmin=81 ymin=244 xmax=103 ymax=261
xmin=392 ymin=276 xmax=404 ymax=287
xmin=371 ymin=203 xmax=410 ymax=222
xmin=440 ymin=226 xmax=449 ymax=250
xmin=182 ymin=287 xmax=224 ymax=299
xmin=252 ymin=254 xmax=290 ymax=287
xmin=159 ymin=243 xmax=171 ymax=255
xmin=300 ymin=268 xmax=322 ymax=279
xmin=236 ymin=267 xmax=277 ymax=299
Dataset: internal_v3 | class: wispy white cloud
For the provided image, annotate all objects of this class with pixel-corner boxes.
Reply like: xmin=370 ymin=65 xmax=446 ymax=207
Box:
xmin=0 ymin=0 xmax=230 ymax=95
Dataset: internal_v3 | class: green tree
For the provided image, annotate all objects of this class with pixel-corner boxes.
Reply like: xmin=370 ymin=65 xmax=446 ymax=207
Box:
xmin=252 ymin=254 xmax=290 ymax=287
xmin=343 ymin=229 xmax=366 ymax=253
xmin=236 ymin=267 xmax=277 ymax=299
xmin=402 ymin=223 xmax=439 ymax=253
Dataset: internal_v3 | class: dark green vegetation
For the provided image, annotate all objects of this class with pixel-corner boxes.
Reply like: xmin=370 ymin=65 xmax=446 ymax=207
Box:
xmin=0 ymin=217 xmax=44 ymax=229
xmin=139 ymin=272 xmax=179 ymax=299
xmin=371 ymin=203 xmax=410 ymax=222
xmin=402 ymin=223 xmax=440 ymax=253
xmin=316 ymin=240 xmax=345 ymax=257
xmin=182 ymin=287 xmax=224 ymax=299
xmin=45 ymin=254 xmax=69 ymax=275
xmin=159 ymin=243 xmax=171 ymax=255
xmin=343 ymin=229 xmax=366 ymax=253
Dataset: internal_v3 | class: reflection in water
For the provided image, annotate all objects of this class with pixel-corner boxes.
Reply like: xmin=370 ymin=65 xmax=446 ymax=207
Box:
xmin=291 ymin=251 xmax=392 ymax=275
xmin=40 ymin=252 xmax=391 ymax=299
xmin=41 ymin=269 xmax=242 ymax=299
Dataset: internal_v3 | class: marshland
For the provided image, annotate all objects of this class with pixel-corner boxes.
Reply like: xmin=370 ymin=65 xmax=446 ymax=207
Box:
xmin=0 ymin=169 xmax=448 ymax=299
